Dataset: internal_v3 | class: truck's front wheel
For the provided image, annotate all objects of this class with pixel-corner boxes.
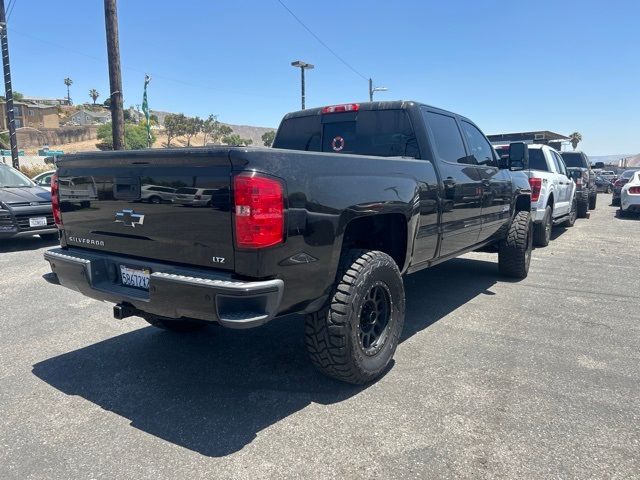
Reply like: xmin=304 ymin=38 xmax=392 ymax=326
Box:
xmin=304 ymin=250 xmax=405 ymax=385
xmin=498 ymin=210 xmax=532 ymax=279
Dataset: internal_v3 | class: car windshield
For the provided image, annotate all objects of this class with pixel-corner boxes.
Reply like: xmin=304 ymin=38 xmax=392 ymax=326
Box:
xmin=560 ymin=152 xmax=585 ymax=168
xmin=0 ymin=165 xmax=33 ymax=187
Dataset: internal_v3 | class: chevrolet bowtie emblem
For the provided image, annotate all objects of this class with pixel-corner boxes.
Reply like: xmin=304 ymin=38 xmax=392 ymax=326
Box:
xmin=115 ymin=209 xmax=145 ymax=228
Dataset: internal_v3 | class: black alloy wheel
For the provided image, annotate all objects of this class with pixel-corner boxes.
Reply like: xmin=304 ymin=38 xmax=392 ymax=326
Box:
xmin=358 ymin=283 xmax=392 ymax=356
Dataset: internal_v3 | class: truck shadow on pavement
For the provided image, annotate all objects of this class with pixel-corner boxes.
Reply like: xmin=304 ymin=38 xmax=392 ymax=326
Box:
xmin=0 ymin=236 xmax=58 ymax=253
xmin=33 ymin=257 xmax=500 ymax=457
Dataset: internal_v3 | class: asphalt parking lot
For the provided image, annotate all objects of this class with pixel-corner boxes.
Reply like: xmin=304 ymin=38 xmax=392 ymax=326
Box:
xmin=1 ymin=194 xmax=638 ymax=479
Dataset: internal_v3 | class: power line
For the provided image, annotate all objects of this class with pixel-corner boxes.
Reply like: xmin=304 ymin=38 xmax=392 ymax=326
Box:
xmin=7 ymin=28 xmax=291 ymax=101
xmin=6 ymin=0 xmax=15 ymax=21
xmin=276 ymin=0 xmax=368 ymax=81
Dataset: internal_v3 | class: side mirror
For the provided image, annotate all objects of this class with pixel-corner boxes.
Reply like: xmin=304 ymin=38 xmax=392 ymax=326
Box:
xmin=594 ymin=162 xmax=605 ymax=169
xmin=508 ymin=142 xmax=529 ymax=171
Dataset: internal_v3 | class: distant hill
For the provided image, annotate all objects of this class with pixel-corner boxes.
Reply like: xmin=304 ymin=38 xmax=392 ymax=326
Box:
xmin=149 ymin=110 xmax=274 ymax=146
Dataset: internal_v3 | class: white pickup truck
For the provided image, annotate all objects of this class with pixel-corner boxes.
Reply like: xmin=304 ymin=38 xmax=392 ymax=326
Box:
xmin=496 ymin=144 xmax=577 ymax=247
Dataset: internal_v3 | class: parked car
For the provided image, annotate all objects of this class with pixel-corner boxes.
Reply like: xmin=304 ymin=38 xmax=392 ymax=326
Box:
xmin=140 ymin=185 xmax=177 ymax=204
xmin=0 ymin=163 xmax=57 ymax=240
xmin=595 ymin=175 xmax=613 ymax=193
xmin=561 ymin=151 xmax=598 ymax=216
xmin=522 ymin=145 xmax=577 ymax=246
xmin=173 ymin=187 xmax=215 ymax=207
xmin=600 ymin=171 xmax=617 ymax=183
xmin=44 ymin=101 xmax=534 ymax=385
xmin=619 ymin=171 xmax=640 ymax=215
xmin=32 ymin=170 xmax=56 ymax=192
xmin=612 ymin=169 xmax=639 ymax=206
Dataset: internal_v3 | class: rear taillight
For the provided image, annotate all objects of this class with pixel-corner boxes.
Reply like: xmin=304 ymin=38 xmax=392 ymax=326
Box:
xmin=529 ymin=177 xmax=542 ymax=202
xmin=575 ymin=177 xmax=582 ymax=186
xmin=51 ymin=172 xmax=62 ymax=227
xmin=629 ymin=186 xmax=640 ymax=194
xmin=321 ymin=103 xmax=359 ymax=114
xmin=614 ymin=179 xmax=625 ymax=187
xmin=234 ymin=173 xmax=284 ymax=249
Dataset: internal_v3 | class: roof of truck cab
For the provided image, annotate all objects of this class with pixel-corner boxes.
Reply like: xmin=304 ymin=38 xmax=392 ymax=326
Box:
xmin=280 ymin=100 xmax=461 ymax=120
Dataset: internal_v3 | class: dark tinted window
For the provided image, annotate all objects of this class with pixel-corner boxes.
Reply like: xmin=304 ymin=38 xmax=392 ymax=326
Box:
xmin=561 ymin=152 xmax=586 ymax=168
xmin=460 ymin=121 xmax=496 ymax=166
xmin=528 ymin=149 xmax=549 ymax=171
xmin=423 ymin=111 xmax=469 ymax=164
xmin=274 ymin=110 xmax=419 ymax=158
xmin=621 ymin=170 xmax=636 ymax=179
xmin=551 ymin=151 xmax=567 ymax=175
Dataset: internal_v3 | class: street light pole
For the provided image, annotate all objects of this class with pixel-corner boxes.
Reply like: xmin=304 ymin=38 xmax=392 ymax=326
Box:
xmin=291 ymin=60 xmax=314 ymax=110
xmin=368 ymin=78 xmax=388 ymax=102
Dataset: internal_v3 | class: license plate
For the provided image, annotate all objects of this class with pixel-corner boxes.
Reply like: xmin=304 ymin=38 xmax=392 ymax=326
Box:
xmin=29 ymin=217 xmax=47 ymax=228
xmin=120 ymin=265 xmax=151 ymax=290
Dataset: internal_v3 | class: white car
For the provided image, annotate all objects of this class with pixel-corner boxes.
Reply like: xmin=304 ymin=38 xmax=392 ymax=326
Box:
xmin=174 ymin=187 xmax=214 ymax=207
xmin=140 ymin=185 xmax=177 ymax=204
xmin=497 ymin=144 xmax=577 ymax=246
xmin=619 ymin=171 xmax=640 ymax=216
xmin=32 ymin=170 xmax=56 ymax=192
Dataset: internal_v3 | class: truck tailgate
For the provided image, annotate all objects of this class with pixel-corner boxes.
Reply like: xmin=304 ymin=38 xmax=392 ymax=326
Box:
xmin=56 ymin=150 xmax=234 ymax=271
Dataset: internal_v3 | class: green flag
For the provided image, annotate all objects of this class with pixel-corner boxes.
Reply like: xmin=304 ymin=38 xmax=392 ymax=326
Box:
xmin=142 ymin=74 xmax=151 ymax=147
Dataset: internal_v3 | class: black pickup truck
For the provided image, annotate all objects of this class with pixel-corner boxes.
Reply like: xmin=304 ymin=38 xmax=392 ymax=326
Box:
xmin=44 ymin=101 xmax=532 ymax=384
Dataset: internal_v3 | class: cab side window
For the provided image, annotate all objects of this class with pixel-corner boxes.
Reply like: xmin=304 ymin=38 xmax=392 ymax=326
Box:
xmin=552 ymin=151 xmax=567 ymax=176
xmin=461 ymin=121 xmax=496 ymax=167
xmin=423 ymin=110 xmax=470 ymax=164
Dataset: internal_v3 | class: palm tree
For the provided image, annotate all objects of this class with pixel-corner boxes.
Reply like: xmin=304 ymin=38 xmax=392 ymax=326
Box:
xmin=64 ymin=77 xmax=73 ymax=104
xmin=89 ymin=89 xmax=100 ymax=105
xmin=568 ymin=132 xmax=582 ymax=151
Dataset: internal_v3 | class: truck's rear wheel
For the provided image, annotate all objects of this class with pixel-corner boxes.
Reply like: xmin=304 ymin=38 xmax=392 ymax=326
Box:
xmin=498 ymin=210 xmax=532 ymax=279
xmin=144 ymin=315 xmax=207 ymax=332
xmin=304 ymin=249 xmax=405 ymax=385
xmin=533 ymin=206 xmax=552 ymax=247
xmin=577 ymin=195 xmax=589 ymax=218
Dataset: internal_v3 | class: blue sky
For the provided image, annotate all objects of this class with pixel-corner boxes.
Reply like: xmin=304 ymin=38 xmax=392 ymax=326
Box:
xmin=6 ymin=0 xmax=639 ymax=155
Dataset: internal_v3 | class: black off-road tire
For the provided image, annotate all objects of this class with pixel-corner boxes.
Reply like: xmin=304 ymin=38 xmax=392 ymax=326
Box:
xmin=304 ymin=249 xmax=405 ymax=385
xmin=577 ymin=194 xmax=589 ymax=218
xmin=533 ymin=206 xmax=552 ymax=247
xmin=498 ymin=210 xmax=532 ymax=279
xmin=588 ymin=193 xmax=597 ymax=210
xmin=562 ymin=198 xmax=577 ymax=227
xmin=612 ymin=197 xmax=620 ymax=207
xmin=149 ymin=195 xmax=162 ymax=204
xmin=144 ymin=316 xmax=207 ymax=332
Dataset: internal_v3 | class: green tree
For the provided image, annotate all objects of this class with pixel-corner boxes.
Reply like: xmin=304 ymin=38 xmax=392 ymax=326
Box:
xmin=261 ymin=130 xmax=276 ymax=147
xmin=164 ymin=113 xmax=187 ymax=147
xmin=223 ymin=133 xmax=253 ymax=146
xmin=64 ymin=77 xmax=73 ymax=104
xmin=89 ymin=89 xmax=100 ymax=104
xmin=201 ymin=114 xmax=219 ymax=145
xmin=103 ymin=97 xmax=111 ymax=108
xmin=96 ymin=122 xmax=156 ymax=150
xmin=150 ymin=113 xmax=159 ymax=124
xmin=568 ymin=132 xmax=582 ymax=151
xmin=183 ymin=116 xmax=202 ymax=147
xmin=12 ymin=91 xmax=24 ymax=101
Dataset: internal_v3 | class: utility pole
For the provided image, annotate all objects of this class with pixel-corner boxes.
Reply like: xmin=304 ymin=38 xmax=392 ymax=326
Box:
xmin=0 ymin=0 xmax=19 ymax=169
xmin=104 ymin=0 xmax=125 ymax=150
xmin=368 ymin=78 xmax=388 ymax=102
xmin=291 ymin=60 xmax=314 ymax=110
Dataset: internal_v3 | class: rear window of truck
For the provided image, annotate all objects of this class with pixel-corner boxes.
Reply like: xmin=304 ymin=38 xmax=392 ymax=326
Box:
xmin=274 ymin=110 xmax=419 ymax=158
xmin=561 ymin=152 xmax=586 ymax=168
xmin=528 ymin=149 xmax=549 ymax=171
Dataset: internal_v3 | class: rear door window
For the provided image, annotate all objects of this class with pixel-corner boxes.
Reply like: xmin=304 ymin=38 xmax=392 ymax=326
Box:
xmin=561 ymin=152 xmax=586 ymax=168
xmin=422 ymin=110 xmax=469 ymax=164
